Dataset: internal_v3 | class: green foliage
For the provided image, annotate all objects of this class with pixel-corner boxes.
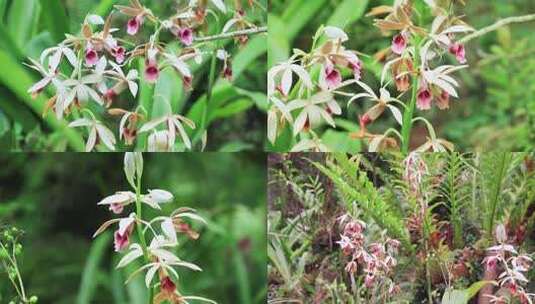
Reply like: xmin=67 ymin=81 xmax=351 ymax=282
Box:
xmin=312 ymin=153 xmax=412 ymax=251
xmin=268 ymin=152 xmax=535 ymax=303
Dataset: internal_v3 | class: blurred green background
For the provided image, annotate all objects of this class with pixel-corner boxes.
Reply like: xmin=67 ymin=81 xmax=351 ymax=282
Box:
xmin=268 ymin=0 xmax=535 ymax=152
xmin=0 ymin=0 xmax=267 ymax=151
xmin=0 ymin=152 xmax=267 ymax=304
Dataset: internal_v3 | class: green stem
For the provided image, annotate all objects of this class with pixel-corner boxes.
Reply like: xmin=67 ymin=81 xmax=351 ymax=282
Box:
xmin=134 ymin=176 xmax=152 ymax=304
xmin=400 ymin=44 xmax=421 ymax=154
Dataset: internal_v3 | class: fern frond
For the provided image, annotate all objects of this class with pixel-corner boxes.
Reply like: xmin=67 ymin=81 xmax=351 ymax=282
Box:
xmin=311 ymin=156 xmax=413 ymax=252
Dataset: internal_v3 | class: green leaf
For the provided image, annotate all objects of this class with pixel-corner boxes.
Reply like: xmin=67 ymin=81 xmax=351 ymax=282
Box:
xmin=232 ymin=35 xmax=266 ymax=80
xmin=0 ymin=23 xmax=24 ymax=59
xmin=321 ymin=129 xmax=361 ymax=152
xmin=267 ymin=14 xmax=289 ymax=67
xmin=326 ymin=0 xmax=369 ymax=28
xmin=39 ymin=0 xmax=69 ymax=42
xmin=76 ymin=232 xmax=112 ymax=304
xmin=94 ymin=0 xmax=115 ymax=16
xmin=441 ymin=281 xmax=495 ymax=304
xmin=281 ymin=0 xmax=327 ymax=41
xmin=210 ymin=98 xmax=253 ymax=120
xmin=7 ymin=0 xmax=40 ymax=49
xmin=152 ymin=67 xmax=183 ymax=117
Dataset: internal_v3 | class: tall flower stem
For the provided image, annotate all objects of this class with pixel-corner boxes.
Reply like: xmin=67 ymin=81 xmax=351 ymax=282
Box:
xmin=400 ymin=43 xmax=421 ymax=154
xmin=134 ymin=175 xmax=153 ymax=304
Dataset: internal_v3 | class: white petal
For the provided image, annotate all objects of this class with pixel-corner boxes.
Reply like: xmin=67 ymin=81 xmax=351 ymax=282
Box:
xmin=98 ymin=192 xmax=135 ymax=205
xmin=96 ymin=124 xmax=116 ymax=151
xmin=118 ymin=215 xmax=135 ymax=235
xmin=144 ymin=264 xmax=159 ymax=288
xmin=293 ymin=110 xmax=308 ymax=136
xmin=117 ymin=246 xmax=143 ymax=268
xmin=69 ymin=118 xmax=94 ymax=128
xmin=280 ymin=67 xmax=293 ymax=96
xmin=175 ymin=212 xmax=207 ymax=224
xmin=267 ymin=109 xmax=277 ymax=144
xmin=86 ymin=126 xmax=97 ymax=152
xmin=147 ymin=189 xmax=173 ymax=204
xmin=28 ymin=77 xmax=52 ymax=94
xmin=87 ymin=14 xmax=105 ymax=25
xmin=323 ymin=26 xmax=348 ymax=42
xmin=48 ymin=50 xmax=62 ymax=71
xmin=128 ymin=81 xmax=138 ymax=97
xmin=387 ymin=105 xmax=403 ymax=125
xmin=161 ymin=218 xmax=177 ymax=244
xmin=356 ymin=81 xmax=378 ymax=99
xmin=290 ymin=64 xmax=313 ymax=89
xmin=139 ymin=116 xmax=168 ymax=133
xmin=173 ymin=119 xmax=192 ymax=150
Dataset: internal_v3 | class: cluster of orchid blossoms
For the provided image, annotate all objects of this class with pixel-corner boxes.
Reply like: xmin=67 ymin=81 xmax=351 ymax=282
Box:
xmin=336 ymin=214 xmax=401 ymax=296
xmin=482 ymin=224 xmax=534 ymax=304
xmin=93 ymin=153 xmax=215 ymax=304
xmin=25 ymin=0 xmax=256 ymax=152
xmin=267 ymin=0 xmax=474 ymax=152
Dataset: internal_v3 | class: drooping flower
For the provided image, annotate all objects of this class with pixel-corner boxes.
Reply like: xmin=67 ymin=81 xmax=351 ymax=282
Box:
xmin=85 ymin=47 xmax=99 ymax=67
xmin=114 ymin=215 xmax=135 ymax=252
xmin=416 ymin=87 xmax=432 ymax=110
xmin=321 ymin=64 xmax=342 ymax=90
xmin=112 ymin=46 xmax=126 ymax=64
xmin=178 ymin=27 xmax=194 ymax=46
xmin=435 ymin=90 xmax=450 ymax=110
xmin=449 ymin=42 xmax=466 ymax=64
xmin=391 ymin=32 xmax=408 ymax=55
xmin=127 ymin=15 xmax=144 ymax=35
xmin=160 ymin=276 xmax=176 ymax=293
xmin=145 ymin=61 xmax=160 ymax=83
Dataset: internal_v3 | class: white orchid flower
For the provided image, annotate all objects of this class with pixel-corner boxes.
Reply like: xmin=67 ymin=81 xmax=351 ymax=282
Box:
xmin=97 ymin=191 xmax=136 ymax=213
xmin=268 ymin=59 xmax=313 ymax=96
xmin=141 ymin=189 xmax=174 ymax=209
xmin=40 ymin=44 xmax=78 ymax=71
xmin=26 ymin=58 xmax=59 ymax=98
xmin=162 ymin=53 xmax=192 ymax=80
xmin=421 ymin=64 xmax=467 ymax=98
xmin=348 ymin=81 xmax=404 ymax=125
xmin=267 ymin=96 xmax=294 ymax=144
xmin=69 ymin=118 xmax=116 ymax=151
xmin=107 ymin=61 xmax=139 ymax=97
xmin=62 ymin=74 xmax=104 ymax=110
xmin=139 ymin=115 xmax=195 ymax=151
xmin=287 ymin=91 xmax=341 ymax=136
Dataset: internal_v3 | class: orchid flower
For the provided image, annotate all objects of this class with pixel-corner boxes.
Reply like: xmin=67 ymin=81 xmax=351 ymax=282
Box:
xmin=268 ymin=59 xmax=313 ymax=96
xmin=139 ymin=115 xmax=196 ymax=151
xmin=287 ymin=91 xmax=341 ymax=135
xmin=68 ymin=117 xmax=116 ymax=151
